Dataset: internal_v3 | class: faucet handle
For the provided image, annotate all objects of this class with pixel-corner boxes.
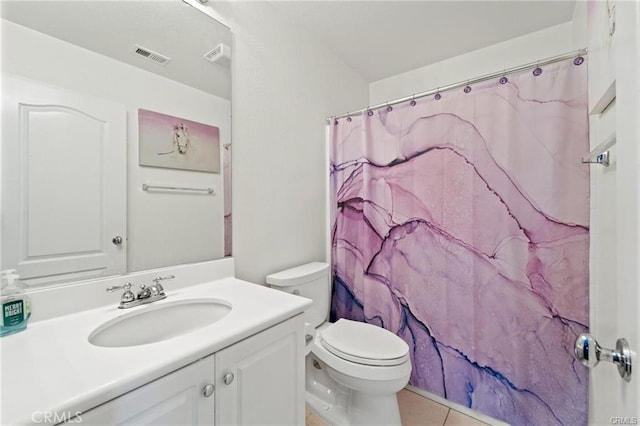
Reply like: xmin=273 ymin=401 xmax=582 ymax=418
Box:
xmin=106 ymin=282 xmax=135 ymax=303
xmin=152 ymin=275 xmax=174 ymax=295
xmin=153 ymin=275 xmax=175 ymax=284
xmin=106 ymin=282 xmax=132 ymax=292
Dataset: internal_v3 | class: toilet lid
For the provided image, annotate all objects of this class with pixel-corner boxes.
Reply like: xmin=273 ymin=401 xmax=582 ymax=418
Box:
xmin=320 ymin=319 xmax=409 ymax=367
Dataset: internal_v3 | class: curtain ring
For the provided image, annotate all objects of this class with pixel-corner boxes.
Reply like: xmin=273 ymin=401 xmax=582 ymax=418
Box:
xmin=434 ymin=88 xmax=441 ymax=101
xmin=367 ymin=107 xmax=373 ymax=117
xmin=386 ymin=103 xmax=393 ymax=112
xmin=533 ymin=62 xmax=542 ymax=76
xmin=410 ymin=94 xmax=416 ymax=107
xmin=499 ymin=71 xmax=508 ymax=85
xmin=464 ymin=81 xmax=472 ymax=93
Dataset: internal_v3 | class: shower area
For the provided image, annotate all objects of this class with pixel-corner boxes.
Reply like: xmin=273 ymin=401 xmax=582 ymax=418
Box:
xmin=329 ymin=54 xmax=589 ymax=425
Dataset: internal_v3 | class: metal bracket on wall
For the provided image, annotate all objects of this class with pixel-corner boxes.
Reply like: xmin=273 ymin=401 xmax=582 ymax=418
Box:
xmin=582 ymin=150 xmax=610 ymax=166
xmin=582 ymin=132 xmax=615 ymax=167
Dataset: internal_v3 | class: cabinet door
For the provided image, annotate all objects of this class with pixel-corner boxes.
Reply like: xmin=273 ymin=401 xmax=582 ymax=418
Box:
xmin=215 ymin=315 xmax=305 ymax=426
xmin=77 ymin=355 xmax=215 ymax=425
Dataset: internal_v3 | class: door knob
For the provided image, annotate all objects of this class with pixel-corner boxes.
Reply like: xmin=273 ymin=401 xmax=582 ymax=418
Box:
xmin=202 ymin=384 xmax=214 ymax=398
xmin=112 ymin=236 xmax=123 ymax=245
xmin=574 ymin=333 xmax=632 ymax=382
xmin=223 ymin=372 xmax=234 ymax=385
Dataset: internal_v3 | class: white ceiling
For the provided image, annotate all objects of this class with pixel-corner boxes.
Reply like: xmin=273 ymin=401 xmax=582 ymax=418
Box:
xmin=1 ymin=1 xmax=576 ymax=95
xmin=1 ymin=1 xmax=232 ymax=100
xmin=272 ymin=1 xmax=576 ymax=82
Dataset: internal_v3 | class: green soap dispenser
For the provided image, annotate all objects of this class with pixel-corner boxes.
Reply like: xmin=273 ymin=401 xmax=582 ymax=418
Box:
xmin=0 ymin=269 xmax=31 ymax=337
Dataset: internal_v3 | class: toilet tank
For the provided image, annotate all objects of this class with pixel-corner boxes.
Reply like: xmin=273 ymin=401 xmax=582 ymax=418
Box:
xmin=266 ymin=262 xmax=330 ymax=328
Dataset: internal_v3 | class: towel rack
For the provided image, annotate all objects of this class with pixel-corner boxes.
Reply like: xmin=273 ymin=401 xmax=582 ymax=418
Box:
xmin=142 ymin=184 xmax=215 ymax=195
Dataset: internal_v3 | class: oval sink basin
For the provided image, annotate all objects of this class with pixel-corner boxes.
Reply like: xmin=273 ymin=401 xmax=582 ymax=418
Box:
xmin=89 ymin=298 xmax=232 ymax=348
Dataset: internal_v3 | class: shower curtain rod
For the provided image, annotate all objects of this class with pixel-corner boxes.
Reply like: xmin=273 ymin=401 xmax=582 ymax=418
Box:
xmin=327 ymin=48 xmax=588 ymax=122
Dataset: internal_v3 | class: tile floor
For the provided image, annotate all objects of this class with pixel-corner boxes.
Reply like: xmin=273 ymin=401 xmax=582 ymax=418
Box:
xmin=305 ymin=389 xmax=489 ymax=426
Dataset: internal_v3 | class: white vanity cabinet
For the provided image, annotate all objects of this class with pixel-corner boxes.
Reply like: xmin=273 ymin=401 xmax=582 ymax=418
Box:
xmin=215 ymin=313 xmax=305 ymax=426
xmin=74 ymin=355 xmax=216 ymax=425
xmin=73 ymin=314 xmax=304 ymax=426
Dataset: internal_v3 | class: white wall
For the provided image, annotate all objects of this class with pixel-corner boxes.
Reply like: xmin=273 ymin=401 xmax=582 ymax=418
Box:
xmin=572 ymin=0 xmax=588 ymax=50
xmin=220 ymin=2 xmax=369 ymax=284
xmin=370 ymin=22 xmax=575 ymax=105
xmin=1 ymin=20 xmax=230 ymax=272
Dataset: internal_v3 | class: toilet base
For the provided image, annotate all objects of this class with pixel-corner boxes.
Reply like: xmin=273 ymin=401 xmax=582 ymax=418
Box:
xmin=347 ymin=391 xmax=401 ymax=425
xmin=305 ymin=355 xmax=403 ymax=426
xmin=306 ymin=390 xmax=348 ymax=425
xmin=306 ymin=389 xmax=402 ymax=426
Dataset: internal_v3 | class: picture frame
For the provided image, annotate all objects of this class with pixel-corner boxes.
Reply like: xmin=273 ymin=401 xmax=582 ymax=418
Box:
xmin=138 ymin=108 xmax=220 ymax=173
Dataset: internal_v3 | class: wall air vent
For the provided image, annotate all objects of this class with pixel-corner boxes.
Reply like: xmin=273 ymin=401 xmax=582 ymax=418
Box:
xmin=204 ymin=43 xmax=231 ymax=68
xmin=130 ymin=44 xmax=171 ymax=66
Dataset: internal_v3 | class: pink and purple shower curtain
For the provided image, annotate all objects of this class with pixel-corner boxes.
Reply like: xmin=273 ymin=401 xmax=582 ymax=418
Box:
xmin=330 ymin=58 xmax=589 ymax=425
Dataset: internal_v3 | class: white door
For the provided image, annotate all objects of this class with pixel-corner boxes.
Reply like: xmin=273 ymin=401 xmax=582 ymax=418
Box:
xmin=77 ymin=355 xmax=215 ymax=425
xmin=1 ymin=75 xmax=127 ymax=287
xmin=587 ymin=1 xmax=639 ymax=423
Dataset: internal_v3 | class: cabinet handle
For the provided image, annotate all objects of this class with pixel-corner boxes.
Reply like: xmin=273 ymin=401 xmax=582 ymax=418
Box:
xmin=223 ymin=373 xmax=234 ymax=385
xmin=202 ymin=384 xmax=214 ymax=398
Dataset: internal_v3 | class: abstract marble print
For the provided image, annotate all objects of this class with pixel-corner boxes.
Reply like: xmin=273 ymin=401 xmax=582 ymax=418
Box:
xmin=330 ymin=59 xmax=589 ymax=425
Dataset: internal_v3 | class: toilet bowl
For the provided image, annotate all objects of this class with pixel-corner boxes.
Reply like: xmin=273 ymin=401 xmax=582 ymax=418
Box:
xmin=267 ymin=263 xmax=411 ymax=426
xmin=309 ymin=321 xmax=411 ymax=425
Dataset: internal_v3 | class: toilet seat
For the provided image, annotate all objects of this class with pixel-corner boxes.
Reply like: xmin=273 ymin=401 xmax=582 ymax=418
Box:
xmin=310 ymin=322 xmax=412 ymax=392
xmin=320 ymin=319 xmax=409 ymax=367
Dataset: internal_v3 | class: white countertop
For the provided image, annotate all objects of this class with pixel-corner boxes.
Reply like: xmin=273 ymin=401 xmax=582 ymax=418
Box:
xmin=0 ymin=277 xmax=311 ymax=425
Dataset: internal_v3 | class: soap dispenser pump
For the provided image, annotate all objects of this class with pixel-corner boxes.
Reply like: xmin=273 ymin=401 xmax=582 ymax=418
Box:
xmin=0 ymin=269 xmax=31 ymax=337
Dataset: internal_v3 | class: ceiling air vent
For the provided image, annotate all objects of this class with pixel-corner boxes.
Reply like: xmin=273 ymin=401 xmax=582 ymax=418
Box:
xmin=204 ymin=43 xmax=231 ymax=67
xmin=130 ymin=44 xmax=171 ymax=66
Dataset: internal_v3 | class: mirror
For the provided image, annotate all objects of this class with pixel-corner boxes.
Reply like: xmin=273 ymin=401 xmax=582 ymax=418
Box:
xmin=1 ymin=1 xmax=232 ymax=288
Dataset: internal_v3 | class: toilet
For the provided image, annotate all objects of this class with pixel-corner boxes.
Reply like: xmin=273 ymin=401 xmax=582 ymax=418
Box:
xmin=266 ymin=262 xmax=411 ymax=426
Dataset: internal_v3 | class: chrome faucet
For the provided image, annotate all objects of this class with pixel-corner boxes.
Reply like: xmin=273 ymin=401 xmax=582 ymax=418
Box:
xmin=106 ymin=282 xmax=136 ymax=307
xmin=151 ymin=275 xmax=175 ymax=296
xmin=107 ymin=275 xmax=174 ymax=309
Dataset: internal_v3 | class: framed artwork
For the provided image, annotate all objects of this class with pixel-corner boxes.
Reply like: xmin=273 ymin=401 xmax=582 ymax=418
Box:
xmin=138 ymin=109 xmax=220 ymax=173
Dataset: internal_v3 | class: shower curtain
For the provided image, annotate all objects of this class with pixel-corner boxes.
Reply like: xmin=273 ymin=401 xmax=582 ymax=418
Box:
xmin=330 ymin=58 xmax=589 ymax=425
